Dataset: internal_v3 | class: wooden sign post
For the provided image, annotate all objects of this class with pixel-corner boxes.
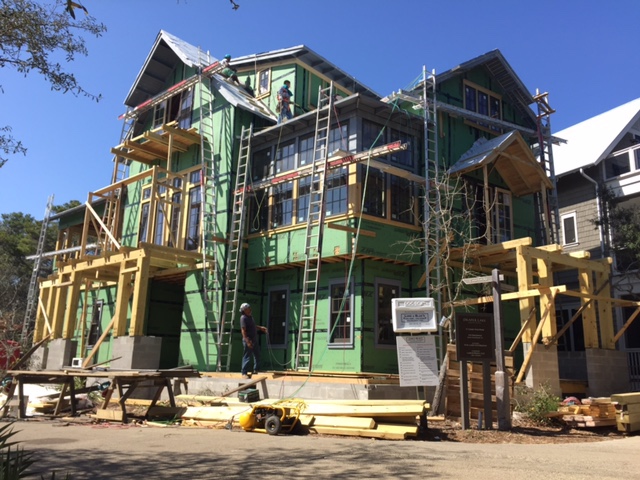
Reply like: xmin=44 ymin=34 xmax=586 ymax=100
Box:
xmin=492 ymin=268 xmax=512 ymax=431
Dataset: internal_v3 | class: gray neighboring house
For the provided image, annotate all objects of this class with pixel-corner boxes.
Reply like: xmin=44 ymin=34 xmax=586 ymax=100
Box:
xmin=554 ymin=97 xmax=640 ymax=390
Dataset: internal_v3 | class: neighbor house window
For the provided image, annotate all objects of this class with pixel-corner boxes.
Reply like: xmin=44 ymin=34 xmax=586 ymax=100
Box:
xmin=604 ymin=151 xmax=631 ymax=178
xmin=268 ymin=287 xmax=289 ymax=347
xmin=329 ymin=281 xmax=353 ymax=345
xmin=376 ymin=280 xmax=400 ymax=347
xmin=492 ymin=189 xmax=513 ymax=243
xmin=561 ymin=212 xmax=578 ymax=245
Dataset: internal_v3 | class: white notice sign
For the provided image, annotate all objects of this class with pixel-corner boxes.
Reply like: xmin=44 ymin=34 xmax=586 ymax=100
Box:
xmin=396 ymin=335 xmax=439 ymax=387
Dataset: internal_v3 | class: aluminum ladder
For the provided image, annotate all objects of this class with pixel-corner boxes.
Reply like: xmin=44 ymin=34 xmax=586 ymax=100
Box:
xmin=218 ymin=124 xmax=253 ymax=371
xmin=295 ymin=84 xmax=335 ymax=371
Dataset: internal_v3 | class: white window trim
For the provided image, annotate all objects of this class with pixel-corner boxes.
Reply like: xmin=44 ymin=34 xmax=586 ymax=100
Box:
xmin=561 ymin=211 xmax=578 ymax=246
xmin=257 ymin=68 xmax=271 ymax=99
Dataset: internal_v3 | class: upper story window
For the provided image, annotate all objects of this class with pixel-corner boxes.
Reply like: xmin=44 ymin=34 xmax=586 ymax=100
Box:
xmin=252 ymin=148 xmax=272 ymax=181
xmin=604 ymin=146 xmax=640 ymax=179
xmin=464 ymin=81 xmax=502 ymax=133
xmin=299 ymin=134 xmax=314 ymax=167
xmin=361 ymin=166 xmax=386 ymax=218
xmin=561 ymin=212 xmax=578 ymax=246
xmin=389 ymin=129 xmax=414 ymax=168
xmin=492 ymin=188 xmax=513 ymax=243
xmin=328 ymin=124 xmax=348 ymax=153
xmin=362 ymin=120 xmax=384 ymax=150
xmin=275 ymin=141 xmax=295 ymax=174
xmin=257 ymin=69 xmax=271 ymax=97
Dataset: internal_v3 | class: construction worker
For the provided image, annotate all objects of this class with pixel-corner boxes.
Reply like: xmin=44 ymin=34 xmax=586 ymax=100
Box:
xmin=239 ymin=303 xmax=267 ymax=378
xmin=277 ymin=80 xmax=293 ymax=124
xmin=220 ymin=54 xmax=241 ymax=86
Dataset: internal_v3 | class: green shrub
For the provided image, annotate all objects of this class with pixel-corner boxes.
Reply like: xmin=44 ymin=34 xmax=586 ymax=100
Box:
xmin=513 ymin=383 xmax=561 ymax=425
xmin=0 ymin=422 xmax=33 ymax=479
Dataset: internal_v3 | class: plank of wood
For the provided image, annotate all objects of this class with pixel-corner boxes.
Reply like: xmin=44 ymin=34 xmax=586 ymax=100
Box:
xmin=220 ymin=376 xmax=267 ymax=397
xmin=616 ymin=413 xmax=640 ymax=424
xmin=309 ymin=425 xmax=409 ymax=440
xmin=375 ymin=423 xmax=419 ymax=437
xmin=301 ymin=403 xmax=425 ymax=417
xmin=175 ymin=394 xmax=227 ymax=405
xmin=92 ymin=410 xmax=124 ymax=421
xmin=181 ymin=406 xmax=249 ymax=421
xmin=147 ymin=406 xmax=187 ymax=417
xmin=611 ymin=393 xmax=640 ymax=405
xmin=616 ymin=403 xmax=640 ymax=414
xmin=298 ymin=414 xmax=315 ymax=427
xmin=311 ymin=416 xmax=375 ymax=429
xmin=617 ymin=420 xmax=640 ymax=433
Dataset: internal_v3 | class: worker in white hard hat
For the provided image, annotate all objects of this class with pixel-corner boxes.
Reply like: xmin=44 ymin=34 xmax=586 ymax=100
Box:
xmin=239 ymin=303 xmax=267 ymax=378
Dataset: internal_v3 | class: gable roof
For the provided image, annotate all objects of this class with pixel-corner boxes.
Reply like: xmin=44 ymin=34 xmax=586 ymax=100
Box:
xmin=409 ymin=49 xmax=537 ymax=129
xmin=124 ymin=30 xmax=275 ymax=122
xmin=448 ymin=130 xmax=552 ymax=196
xmin=553 ymin=97 xmax=640 ymax=176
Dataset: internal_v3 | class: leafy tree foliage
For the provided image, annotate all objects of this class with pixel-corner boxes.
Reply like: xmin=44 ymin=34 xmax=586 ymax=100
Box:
xmin=596 ymin=189 xmax=640 ymax=274
xmin=0 ymin=0 xmax=106 ymax=166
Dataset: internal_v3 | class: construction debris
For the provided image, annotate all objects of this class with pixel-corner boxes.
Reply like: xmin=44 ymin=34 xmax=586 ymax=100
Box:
xmin=611 ymin=392 xmax=640 ymax=434
xmin=557 ymin=397 xmax=617 ymax=428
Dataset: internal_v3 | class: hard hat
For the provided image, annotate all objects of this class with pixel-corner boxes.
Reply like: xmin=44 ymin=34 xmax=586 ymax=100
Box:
xmin=238 ymin=411 xmax=255 ymax=430
xmin=224 ymin=54 xmax=231 ymax=60
xmin=240 ymin=303 xmax=251 ymax=313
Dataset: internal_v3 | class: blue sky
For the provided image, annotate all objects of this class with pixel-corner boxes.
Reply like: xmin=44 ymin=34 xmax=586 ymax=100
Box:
xmin=1 ymin=0 xmax=638 ymax=218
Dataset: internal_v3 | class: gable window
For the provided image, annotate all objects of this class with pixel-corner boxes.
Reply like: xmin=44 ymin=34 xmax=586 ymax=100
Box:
xmin=464 ymin=81 xmax=502 ymax=132
xmin=604 ymin=146 xmax=640 ymax=179
xmin=492 ymin=189 xmax=513 ymax=243
xmin=272 ymin=181 xmax=293 ymax=228
xmin=275 ymin=141 xmax=295 ymax=174
xmin=258 ymin=69 xmax=270 ymax=97
xmin=185 ymin=170 xmax=201 ymax=251
xmin=329 ymin=281 xmax=353 ymax=346
xmin=361 ymin=166 xmax=386 ymax=218
xmin=268 ymin=287 xmax=289 ymax=347
xmin=376 ymin=280 xmax=400 ymax=347
xmin=561 ymin=212 xmax=578 ymax=245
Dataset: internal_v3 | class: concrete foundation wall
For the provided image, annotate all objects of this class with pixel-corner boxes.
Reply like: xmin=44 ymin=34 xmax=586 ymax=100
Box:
xmin=44 ymin=339 xmax=77 ymax=370
xmin=524 ymin=343 xmax=561 ymax=397
xmin=111 ymin=336 xmax=162 ymax=370
xmin=586 ymin=348 xmax=630 ymax=397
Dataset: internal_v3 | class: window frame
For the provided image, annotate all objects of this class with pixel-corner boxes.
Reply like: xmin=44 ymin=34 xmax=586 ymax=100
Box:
xmin=328 ymin=279 xmax=354 ymax=347
xmin=375 ymin=278 xmax=401 ymax=348
xmin=492 ymin=188 xmax=513 ymax=243
xmin=267 ymin=285 xmax=290 ymax=348
xmin=185 ymin=170 xmax=202 ymax=251
xmin=561 ymin=211 xmax=578 ymax=246
xmin=86 ymin=300 xmax=104 ymax=348
xmin=257 ymin=69 xmax=271 ymax=98
xmin=463 ymin=80 xmax=503 ymax=133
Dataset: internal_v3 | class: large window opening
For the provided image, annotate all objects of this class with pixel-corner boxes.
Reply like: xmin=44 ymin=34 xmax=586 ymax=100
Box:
xmin=268 ymin=287 xmax=289 ymax=347
xmin=329 ymin=281 xmax=353 ymax=345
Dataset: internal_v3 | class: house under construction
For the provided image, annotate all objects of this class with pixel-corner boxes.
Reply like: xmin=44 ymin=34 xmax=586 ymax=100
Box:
xmin=30 ymin=31 xmax=633 ymax=399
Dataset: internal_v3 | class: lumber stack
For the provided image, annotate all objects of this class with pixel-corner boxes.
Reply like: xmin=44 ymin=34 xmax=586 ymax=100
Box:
xmin=558 ymin=397 xmax=617 ymax=428
xmin=611 ymin=392 xmax=640 ymax=434
xmin=176 ymin=395 xmax=428 ymax=440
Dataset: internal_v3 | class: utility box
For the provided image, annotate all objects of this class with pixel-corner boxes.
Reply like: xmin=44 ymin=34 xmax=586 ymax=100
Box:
xmin=238 ymin=388 xmax=260 ymax=403
xmin=391 ymin=297 xmax=437 ymax=333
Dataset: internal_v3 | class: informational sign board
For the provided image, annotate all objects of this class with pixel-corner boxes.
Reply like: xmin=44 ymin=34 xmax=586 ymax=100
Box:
xmin=456 ymin=312 xmax=495 ymax=361
xmin=391 ymin=298 xmax=436 ymax=333
xmin=396 ymin=335 xmax=439 ymax=387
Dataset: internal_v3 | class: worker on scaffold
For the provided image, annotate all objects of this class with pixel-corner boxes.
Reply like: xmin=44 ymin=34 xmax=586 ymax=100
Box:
xmin=277 ymin=80 xmax=293 ymax=124
xmin=220 ymin=54 xmax=241 ymax=86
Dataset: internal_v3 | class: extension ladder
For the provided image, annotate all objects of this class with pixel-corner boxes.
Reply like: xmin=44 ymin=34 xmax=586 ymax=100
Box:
xmin=218 ymin=124 xmax=253 ymax=371
xmin=295 ymin=84 xmax=335 ymax=371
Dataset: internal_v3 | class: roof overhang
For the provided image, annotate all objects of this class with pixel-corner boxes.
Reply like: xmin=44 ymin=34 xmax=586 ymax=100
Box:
xmin=449 ymin=130 xmax=553 ymax=196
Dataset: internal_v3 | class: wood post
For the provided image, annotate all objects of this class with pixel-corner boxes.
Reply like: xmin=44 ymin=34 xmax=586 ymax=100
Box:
xmin=596 ymin=269 xmax=614 ymax=349
xmin=516 ymin=245 xmax=535 ymax=343
xmin=129 ymin=254 xmax=151 ymax=336
xmin=579 ymin=268 xmax=598 ymax=348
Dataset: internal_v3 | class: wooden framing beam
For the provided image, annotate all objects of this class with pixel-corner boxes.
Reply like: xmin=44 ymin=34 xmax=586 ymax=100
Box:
xmin=536 ymin=257 xmax=556 ymax=339
xmin=449 ymin=286 xmax=566 ymax=307
xmin=516 ymin=245 xmax=535 ymax=343
xmin=62 ymin=272 xmax=82 ymax=340
xmin=327 ymin=222 xmax=376 ymax=238
xmin=51 ymin=274 xmax=69 ymax=339
xmin=114 ymin=267 xmax=134 ymax=338
xmin=578 ymin=268 xmax=598 ymax=348
xmin=521 ymin=245 xmax=609 ymax=273
xmin=596 ymin=269 xmax=615 ymax=349
xmin=614 ymin=307 xmax=640 ymax=344
xmin=82 ymin=316 xmax=116 ymax=368
xmin=129 ymin=255 xmax=151 ymax=336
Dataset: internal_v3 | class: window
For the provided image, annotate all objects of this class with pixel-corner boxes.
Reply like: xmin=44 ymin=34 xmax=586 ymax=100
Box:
xmin=492 ymin=189 xmax=513 ymax=243
xmin=361 ymin=166 xmax=386 ymax=218
xmin=272 ymin=181 xmax=293 ymax=228
xmin=389 ymin=130 xmax=414 ymax=168
xmin=252 ymin=148 xmax=272 ymax=181
xmin=268 ymin=287 xmax=289 ymax=347
xmin=185 ymin=170 xmax=201 ymax=250
xmin=464 ymin=81 xmax=502 ymax=132
xmin=139 ymin=186 xmax=151 ymax=244
xmin=248 ymin=189 xmax=269 ymax=233
xmin=555 ymin=306 xmax=585 ymax=352
xmin=297 ymin=176 xmax=318 ymax=223
xmin=325 ymin=167 xmax=348 ymax=216
xmin=362 ymin=120 xmax=384 ymax=150
xmin=328 ymin=124 xmax=348 ymax=154
xmin=376 ymin=280 xmax=400 ymax=347
xmin=561 ymin=212 xmax=578 ymax=245
xmin=621 ymin=295 xmax=640 ymax=349
xmin=275 ymin=141 xmax=295 ymax=173
xmin=168 ymin=178 xmax=182 ymax=247
xmin=299 ymin=134 xmax=315 ymax=166
xmin=154 ymin=203 xmax=165 ymax=245
xmin=177 ymin=88 xmax=194 ymax=129
xmin=329 ymin=281 xmax=352 ymax=345
xmin=87 ymin=301 xmax=103 ymax=347
xmin=390 ymin=176 xmax=414 ymax=224
xmin=605 ymin=151 xmax=631 ymax=178
xmin=153 ymin=100 xmax=167 ymax=129
xmin=258 ymin=69 xmax=270 ymax=97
